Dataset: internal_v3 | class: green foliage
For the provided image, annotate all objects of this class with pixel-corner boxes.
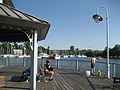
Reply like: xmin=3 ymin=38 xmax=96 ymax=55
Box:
xmin=0 ymin=42 xmax=120 ymax=59
xmin=102 ymin=44 xmax=120 ymax=59
xmin=109 ymin=44 xmax=120 ymax=58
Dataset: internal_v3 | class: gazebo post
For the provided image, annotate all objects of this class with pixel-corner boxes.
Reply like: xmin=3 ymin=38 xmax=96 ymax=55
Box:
xmin=30 ymin=30 xmax=38 ymax=90
xmin=0 ymin=2 xmax=50 ymax=90
xmin=0 ymin=0 xmax=3 ymax=3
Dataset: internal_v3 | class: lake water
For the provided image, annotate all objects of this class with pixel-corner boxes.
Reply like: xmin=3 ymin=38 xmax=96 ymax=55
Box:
xmin=0 ymin=57 xmax=120 ymax=77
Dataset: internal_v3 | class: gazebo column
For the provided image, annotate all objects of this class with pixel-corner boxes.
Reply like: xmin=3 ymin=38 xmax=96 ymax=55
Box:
xmin=0 ymin=0 xmax=3 ymax=3
xmin=30 ymin=30 xmax=38 ymax=90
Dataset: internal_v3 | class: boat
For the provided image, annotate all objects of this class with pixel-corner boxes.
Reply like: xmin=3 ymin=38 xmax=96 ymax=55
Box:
xmin=68 ymin=55 xmax=75 ymax=58
xmin=50 ymin=54 xmax=61 ymax=60
xmin=18 ymin=55 xmax=25 ymax=58
xmin=0 ymin=54 xmax=9 ymax=58
xmin=24 ymin=55 xmax=30 ymax=58
xmin=39 ymin=53 xmax=49 ymax=58
xmin=54 ymin=55 xmax=61 ymax=59
xmin=62 ymin=55 xmax=68 ymax=58
xmin=9 ymin=54 xmax=18 ymax=58
xmin=0 ymin=54 xmax=17 ymax=58
xmin=76 ymin=55 xmax=81 ymax=57
xmin=81 ymin=55 xmax=87 ymax=57
xmin=96 ymin=57 xmax=102 ymax=60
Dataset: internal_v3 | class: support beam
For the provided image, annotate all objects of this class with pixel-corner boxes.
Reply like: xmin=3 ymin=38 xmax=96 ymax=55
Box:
xmin=30 ymin=30 xmax=38 ymax=90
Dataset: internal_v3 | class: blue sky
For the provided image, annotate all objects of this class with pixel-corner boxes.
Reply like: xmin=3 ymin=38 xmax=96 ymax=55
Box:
xmin=13 ymin=0 xmax=120 ymax=50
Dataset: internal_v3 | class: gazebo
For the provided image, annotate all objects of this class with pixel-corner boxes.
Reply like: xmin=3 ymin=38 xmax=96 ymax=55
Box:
xmin=0 ymin=0 xmax=50 ymax=90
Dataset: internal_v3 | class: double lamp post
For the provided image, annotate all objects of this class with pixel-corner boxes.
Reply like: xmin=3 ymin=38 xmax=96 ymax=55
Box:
xmin=92 ymin=6 xmax=110 ymax=78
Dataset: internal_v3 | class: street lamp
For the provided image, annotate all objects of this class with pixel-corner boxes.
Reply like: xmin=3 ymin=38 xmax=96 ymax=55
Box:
xmin=92 ymin=6 xmax=110 ymax=78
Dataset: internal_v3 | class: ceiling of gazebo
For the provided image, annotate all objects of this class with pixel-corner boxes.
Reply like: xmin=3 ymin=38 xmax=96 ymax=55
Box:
xmin=0 ymin=3 xmax=50 ymax=42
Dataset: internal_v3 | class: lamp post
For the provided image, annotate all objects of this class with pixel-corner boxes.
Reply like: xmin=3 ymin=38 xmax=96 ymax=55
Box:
xmin=92 ymin=6 xmax=110 ymax=78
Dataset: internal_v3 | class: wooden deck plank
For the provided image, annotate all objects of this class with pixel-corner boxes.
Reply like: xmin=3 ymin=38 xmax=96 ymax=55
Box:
xmin=57 ymin=69 xmax=93 ymax=90
xmin=0 ymin=66 xmax=120 ymax=90
xmin=56 ymin=73 xmax=74 ymax=90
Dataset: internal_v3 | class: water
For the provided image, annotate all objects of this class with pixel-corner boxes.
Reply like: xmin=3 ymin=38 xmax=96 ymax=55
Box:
xmin=0 ymin=57 xmax=120 ymax=77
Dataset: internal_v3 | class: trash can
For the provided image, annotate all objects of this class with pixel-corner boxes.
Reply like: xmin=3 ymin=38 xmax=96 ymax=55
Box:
xmin=98 ymin=70 xmax=102 ymax=77
xmin=86 ymin=71 xmax=90 ymax=76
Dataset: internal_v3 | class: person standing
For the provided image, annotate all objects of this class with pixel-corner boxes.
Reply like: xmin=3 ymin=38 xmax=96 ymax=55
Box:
xmin=91 ymin=56 xmax=97 ymax=75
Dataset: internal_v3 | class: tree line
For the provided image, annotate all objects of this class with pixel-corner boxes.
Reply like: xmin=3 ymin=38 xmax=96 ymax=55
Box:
xmin=0 ymin=42 xmax=120 ymax=59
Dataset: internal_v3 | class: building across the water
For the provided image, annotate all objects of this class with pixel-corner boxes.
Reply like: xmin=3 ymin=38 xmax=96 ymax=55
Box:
xmin=13 ymin=49 xmax=22 ymax=55
xmin=70 ymin=46 xmax=74 ymax=50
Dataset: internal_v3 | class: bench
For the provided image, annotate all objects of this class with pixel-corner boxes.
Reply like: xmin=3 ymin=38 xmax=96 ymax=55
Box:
xmin=113 ymin=77 xmax=120 ymax=87
xmin=0 ymin=76 xmax=5 ymax=87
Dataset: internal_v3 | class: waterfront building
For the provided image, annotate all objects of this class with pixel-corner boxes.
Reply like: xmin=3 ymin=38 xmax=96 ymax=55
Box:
xmin=13 ymin=49 xmax=22 ymax=55
xmin=70 ymin=46 xmax=74 ymax=50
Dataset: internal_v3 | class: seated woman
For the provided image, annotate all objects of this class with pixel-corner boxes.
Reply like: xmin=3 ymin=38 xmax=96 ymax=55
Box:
xmin=44 ymin=59 xmax=54 ymax=81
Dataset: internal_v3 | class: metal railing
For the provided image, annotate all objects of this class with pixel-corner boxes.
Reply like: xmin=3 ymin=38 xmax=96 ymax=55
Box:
xmin=0 ymin=57 xmax=120 ymax=78
xmin=39 ymin=59 xmax=120 ymax=78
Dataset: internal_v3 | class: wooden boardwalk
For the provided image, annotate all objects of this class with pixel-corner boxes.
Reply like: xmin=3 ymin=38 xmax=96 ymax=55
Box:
xmin=0 ymin=66 xmax=120 ymax=90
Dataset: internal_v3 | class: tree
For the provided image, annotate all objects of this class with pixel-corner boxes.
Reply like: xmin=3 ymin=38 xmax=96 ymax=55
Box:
xmin=13 ymin=42 xmax=19 ymax=49
xmin=23 ymin=42 xmax=31 ymax=55
xmin=85 ymin=49 xmax=94 ymax=57
xmin=47 ymin=46 xmax=50 ymax=55
xmin=110 ymin=44 xmax=120 ymax=58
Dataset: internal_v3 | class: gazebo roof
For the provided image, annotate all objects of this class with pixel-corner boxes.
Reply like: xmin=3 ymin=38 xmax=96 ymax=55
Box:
xmin=0 ymin=3 xmax=50 ymax=42
xmin=3 ymin=0 xmax=15 ymax=8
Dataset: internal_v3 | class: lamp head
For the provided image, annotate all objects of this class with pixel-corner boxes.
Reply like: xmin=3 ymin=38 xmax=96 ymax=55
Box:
xmin=93 ymin=14 xmax=103 ymax=23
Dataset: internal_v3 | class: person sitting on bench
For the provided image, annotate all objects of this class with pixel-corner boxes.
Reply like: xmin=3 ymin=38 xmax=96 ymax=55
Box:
xmin=44 ymin=59 xmax=54 ymax=81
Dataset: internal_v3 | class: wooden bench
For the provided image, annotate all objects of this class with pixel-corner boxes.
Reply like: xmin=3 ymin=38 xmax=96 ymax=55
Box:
xmin=0 ymin=76 xmax=5 ymax=87
xmin=113 ymin=77 xmax=120 ymax=87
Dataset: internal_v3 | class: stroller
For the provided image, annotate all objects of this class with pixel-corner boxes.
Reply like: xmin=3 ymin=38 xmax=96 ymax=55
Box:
xmin=20 ymin=67 xmax=48 ymax=82
xmin=20 ymin=68 xmax=30 ymax=82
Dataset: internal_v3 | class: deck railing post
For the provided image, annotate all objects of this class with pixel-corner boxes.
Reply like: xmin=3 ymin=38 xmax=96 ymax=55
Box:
xmin=5 ymin=58 xmax=7 ymax=66
xmin=76 ymin=60 xmax=78 ymax=71
xmin=57 ymin=59 xmax=59 ymax=69
xmin=23 ymin=58 xmax=25 ymax=66
xmin=41 ymin=59 xmax=42 ymax=68
xmin=113 ymin=63 xmax=116 ymax=77
xmin=42 ymin=59 xmax=45 ymax=68
xmin=6 ymin=57 xmax=9 ymax=66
